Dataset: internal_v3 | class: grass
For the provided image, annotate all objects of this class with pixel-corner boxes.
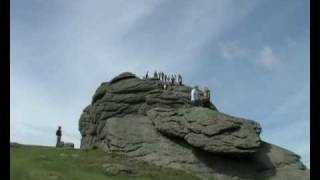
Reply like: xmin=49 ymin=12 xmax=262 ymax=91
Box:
xmin=10 ymin=143 xmax=201 ymax=180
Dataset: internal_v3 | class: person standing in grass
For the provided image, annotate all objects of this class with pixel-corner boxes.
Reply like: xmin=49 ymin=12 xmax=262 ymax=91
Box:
xmin=56 ymin=126 xmax=62 ymax=147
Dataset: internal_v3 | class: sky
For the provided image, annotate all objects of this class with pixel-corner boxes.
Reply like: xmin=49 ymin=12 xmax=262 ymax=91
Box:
xmin=10 ymin=0 xmax=310 ymax=167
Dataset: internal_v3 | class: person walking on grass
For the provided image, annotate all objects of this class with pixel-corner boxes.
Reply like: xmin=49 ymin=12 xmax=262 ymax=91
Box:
xmin=56 ymin=126 xmax=62 ymax=147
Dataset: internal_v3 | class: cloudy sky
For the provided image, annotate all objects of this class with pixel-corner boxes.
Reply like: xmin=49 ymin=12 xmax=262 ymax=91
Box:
xmin=10 ymin=0 xmax=309 ymax=167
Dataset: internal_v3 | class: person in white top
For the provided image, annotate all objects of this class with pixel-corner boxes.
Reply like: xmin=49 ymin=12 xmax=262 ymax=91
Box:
xmin=191 ymin=86 xmax=200 ymax=106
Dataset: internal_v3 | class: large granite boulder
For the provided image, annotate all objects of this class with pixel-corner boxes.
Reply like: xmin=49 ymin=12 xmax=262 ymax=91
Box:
xmin=147 ymin=107 xmax=262 ymax=154
xmin=79 ymin=72 xmax=309 ymax=180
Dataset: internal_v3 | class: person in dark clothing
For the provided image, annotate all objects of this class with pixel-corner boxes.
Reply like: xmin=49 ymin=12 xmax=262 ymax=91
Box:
xmin=154 ymin=71 xmax=158 ymax=79
xmin=178 ymin=74 xmax=182 ymax=85
xmin=56 ymin=126 xmax=62 ymax=147
xmin=171 ymin=75 xmax=175 ymax=86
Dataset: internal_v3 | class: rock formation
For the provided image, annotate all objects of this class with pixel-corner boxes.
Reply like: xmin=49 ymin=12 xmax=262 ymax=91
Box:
xmin=79 ymin=72 xmax=309 ymax=180
xmin=57 ymin=141 xmax=75 ymax=149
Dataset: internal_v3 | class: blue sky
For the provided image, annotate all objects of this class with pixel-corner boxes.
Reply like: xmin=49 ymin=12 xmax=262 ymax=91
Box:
xmin=10 ymin=0 xmax=309 ymax=167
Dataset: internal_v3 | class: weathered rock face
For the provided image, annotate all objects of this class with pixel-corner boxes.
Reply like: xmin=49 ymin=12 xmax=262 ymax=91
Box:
xmin=79 ymin=72 xmax=309 ymax=180
xmin=147 ymin=107 xmax=262 ymax=154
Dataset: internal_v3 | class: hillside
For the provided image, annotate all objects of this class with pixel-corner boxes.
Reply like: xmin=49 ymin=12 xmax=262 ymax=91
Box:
xmin=10 ymin=143 xmax=201 ymax=180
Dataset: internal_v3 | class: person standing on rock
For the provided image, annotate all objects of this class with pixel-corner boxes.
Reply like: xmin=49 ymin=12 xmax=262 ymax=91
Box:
xmin=191 ymin=86 xmax=200 ymax=106
xmin=163 ymin=82 xmax=167 ymax=90
xmin=178 ymin=74 xmax=182 ymax=85
xmin=154 ymin=71 xmax=158 ymax=79
xmin=171 ymin=75 xmax=175 ymax=86
xmin=56 ymin=126 xmax=62 ymax=147
xmin=202 ymin=87 xmax=211 ymax=107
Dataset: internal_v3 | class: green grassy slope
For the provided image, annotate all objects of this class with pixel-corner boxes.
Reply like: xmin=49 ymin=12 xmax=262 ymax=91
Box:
xmin=10 ymin=143 xmax=200 ymax=180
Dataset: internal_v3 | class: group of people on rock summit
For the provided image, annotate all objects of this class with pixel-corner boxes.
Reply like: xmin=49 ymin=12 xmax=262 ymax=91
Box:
xmin=144 ymin=70 xmax=183 ymax=89
xmin=144 ymin=70 xmax=211 ymax=108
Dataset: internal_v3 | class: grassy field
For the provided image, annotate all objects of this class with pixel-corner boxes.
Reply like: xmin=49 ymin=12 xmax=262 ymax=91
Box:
xmin=10 ymin=143 xmax=200 ymax=180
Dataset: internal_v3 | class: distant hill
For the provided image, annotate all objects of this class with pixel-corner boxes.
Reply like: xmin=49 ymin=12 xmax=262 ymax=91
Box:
xmin=10 ymin=143 xmax=200 ymax=180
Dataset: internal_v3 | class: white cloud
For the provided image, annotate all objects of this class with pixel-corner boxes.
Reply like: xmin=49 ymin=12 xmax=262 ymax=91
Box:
xmin=258 ymin=46 xmax=280 ymax=68
xmin=220 ymin=41 xmax=247 ymax=61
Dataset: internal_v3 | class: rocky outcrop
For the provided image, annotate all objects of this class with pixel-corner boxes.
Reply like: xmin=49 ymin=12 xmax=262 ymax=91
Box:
xmin=147 ymin=107 xmax=261 ymax=154
xmin=79 ymin=72 xmax=309 ymax=180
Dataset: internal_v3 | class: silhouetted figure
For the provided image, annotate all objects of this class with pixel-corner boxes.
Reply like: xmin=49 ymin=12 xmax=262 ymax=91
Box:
xmin=145 ymin=71 xmax=149 ymax=79
xmin=56 ymin=126 xmax=62 ymax=147
xmin=164 ymin=74 xmax=167 ymax=82
xmin=178 ymin=74 xmax=182 ymax=85
xmin=154 ymin=71 xmax=158 ymax=79
xmin=171 ymin=75 xmax=175 ymax=85
xmin=161 ymin=72 xmax=164 ymax=81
